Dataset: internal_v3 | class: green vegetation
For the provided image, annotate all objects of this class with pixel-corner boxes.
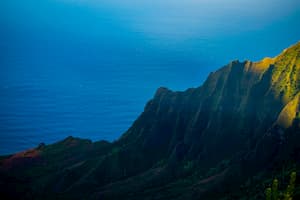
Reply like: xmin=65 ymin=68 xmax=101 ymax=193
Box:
xmin=272 ymin=179 xmax=279 ymax=200
xmin=265 ymin=172 xmax=297 ymax=200
xmin=266 ymin=187 xmax=272 ymax=200
xmin=271 ymin=43 xmax=300 ymax=103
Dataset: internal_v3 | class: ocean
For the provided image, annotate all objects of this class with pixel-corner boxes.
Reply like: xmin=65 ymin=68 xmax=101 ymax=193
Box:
xmin=1 ymin=34 xmax=218 ymax=155
xmin=1 ymin=0 xmax=299 ymax=154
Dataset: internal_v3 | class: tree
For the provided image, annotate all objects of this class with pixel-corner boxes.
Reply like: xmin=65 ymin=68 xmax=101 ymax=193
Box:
xmin=265 ymin=172 xmax=296 ymax=200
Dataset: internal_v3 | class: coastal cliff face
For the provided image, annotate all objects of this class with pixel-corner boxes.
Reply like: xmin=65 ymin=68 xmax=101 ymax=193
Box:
xmin=1 ymin=42 xmax=300 ymax=200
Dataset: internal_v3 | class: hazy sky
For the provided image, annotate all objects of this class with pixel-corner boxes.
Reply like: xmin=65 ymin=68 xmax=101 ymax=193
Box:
xmin=61 ymin=0 xmax=300 ymax=37
xmin=2 ymin=0 xmax=300 ymax=44
xmin=1 ymin=0 xmax=300 ymax=73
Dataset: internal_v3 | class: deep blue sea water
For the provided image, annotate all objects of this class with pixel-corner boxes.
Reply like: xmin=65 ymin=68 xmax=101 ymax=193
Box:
xmin=0 ymin=0 xmax=300 ymax=154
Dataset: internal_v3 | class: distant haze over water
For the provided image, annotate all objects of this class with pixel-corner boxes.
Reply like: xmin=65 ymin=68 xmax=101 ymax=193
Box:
xmin=0 ymin=0 xmax=300 ymax=154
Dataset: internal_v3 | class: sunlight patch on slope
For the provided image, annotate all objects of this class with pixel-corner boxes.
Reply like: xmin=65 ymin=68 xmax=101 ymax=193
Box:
xmin=277 ymin=92 xmax=300 ymax=128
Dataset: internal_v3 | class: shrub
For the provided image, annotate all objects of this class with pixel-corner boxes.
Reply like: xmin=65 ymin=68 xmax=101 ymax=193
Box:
xmin=265 ymin=172 xmax=296 ymax=200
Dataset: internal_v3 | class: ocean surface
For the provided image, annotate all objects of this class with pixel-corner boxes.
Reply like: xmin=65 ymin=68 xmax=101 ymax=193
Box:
xmin=1 ymin=0 xmax=300 ymax=154
xmin=0 ymin=42 xmax=213 ymax=155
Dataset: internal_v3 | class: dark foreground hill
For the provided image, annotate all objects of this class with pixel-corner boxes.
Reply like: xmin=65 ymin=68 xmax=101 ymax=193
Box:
xmin=1 ymin=42 xmax=300 ymax=200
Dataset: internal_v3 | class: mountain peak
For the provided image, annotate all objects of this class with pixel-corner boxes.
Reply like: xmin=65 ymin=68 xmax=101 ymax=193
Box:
xmin=281 ymin=40 xmax=300 ymax=53
xmin=243 ymin=41 xmax=300 ymax=75
xmin=1 ymin=42 xmax=300 ymax=200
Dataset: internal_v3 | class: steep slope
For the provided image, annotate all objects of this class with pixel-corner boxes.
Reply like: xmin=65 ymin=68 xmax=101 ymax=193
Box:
xmin=1 ymin=42 xmax=300 ymax=200
xmin=118 ymin=41 xmax=300 ymax=170
xmin=277 ymin=92 xmax=300 ymax=128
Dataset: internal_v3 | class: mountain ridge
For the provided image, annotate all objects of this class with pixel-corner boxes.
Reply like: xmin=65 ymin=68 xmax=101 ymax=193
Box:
xmin=1 ymin=41 xmax=300 ymax=200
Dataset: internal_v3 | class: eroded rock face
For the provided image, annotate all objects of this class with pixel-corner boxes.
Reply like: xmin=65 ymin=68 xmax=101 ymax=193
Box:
xmin=120 ymin=42 xmax=300 ymax=167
